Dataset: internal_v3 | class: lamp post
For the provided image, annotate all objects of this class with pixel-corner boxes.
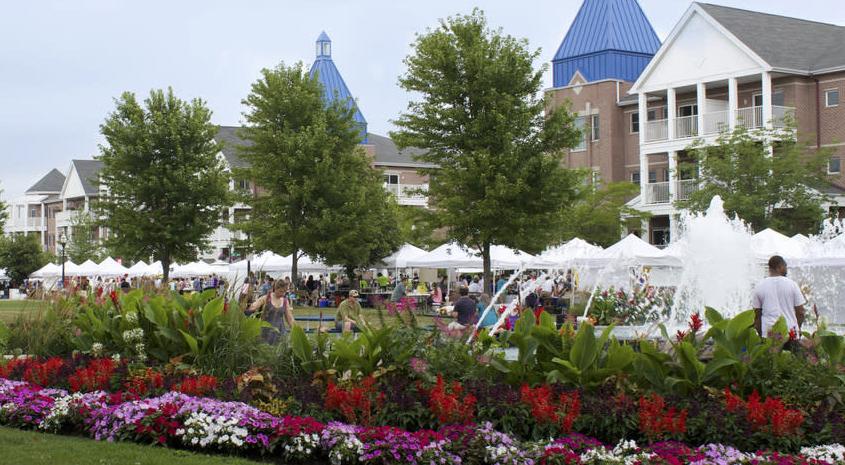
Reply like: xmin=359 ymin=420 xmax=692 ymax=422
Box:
xmin=58 ymin=232 xmax=67 ymax=290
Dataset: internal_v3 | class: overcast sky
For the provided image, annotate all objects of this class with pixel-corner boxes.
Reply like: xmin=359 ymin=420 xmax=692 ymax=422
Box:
xmin=2 ymin=0 xmax=843 ymax=200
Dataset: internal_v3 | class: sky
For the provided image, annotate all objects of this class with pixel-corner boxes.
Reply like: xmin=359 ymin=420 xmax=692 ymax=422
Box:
xmin=2 ymin=0 xmax=844 ymax=200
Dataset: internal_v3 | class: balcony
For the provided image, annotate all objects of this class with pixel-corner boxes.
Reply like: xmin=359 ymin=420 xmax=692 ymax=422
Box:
xmin=644 ymin=182 xmax=670 ymax=204
xmin=5 ymin=216 xmax=44 ymax=232
xmin=55 ymin=210 xmax=76 ymax=229
xmin=645 ymin=106 xmax=795 ymax=143
xmin=643 ymin=179 xmax=699 ymax=205
xmin=676 ymin=179 xmax=698 ymax=201
xmin=385 ymin=184 xmax=428 ymax=206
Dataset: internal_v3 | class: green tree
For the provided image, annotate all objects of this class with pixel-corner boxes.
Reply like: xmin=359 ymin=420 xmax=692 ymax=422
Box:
xmin=560 ymin=181 xmax=650 ymax=247
xmin=95 ymin=88 xmax=231 ymax=281
xmin=236 ymin=62 xmax=400 ymax=281
xmin=66 ymin=211 xmax=104 ymax=263
xmin=0 ymin=234 xmax=47 ymax=285
xmin=392 ymin=9 xmax=583 ymax=291
xmin=396 ymin=206 xmax=443 ymax=250
xmin=678 ymin=124 xmax=832 ymax=235
xmin=0 ymin=183 xmax=8 ymax=231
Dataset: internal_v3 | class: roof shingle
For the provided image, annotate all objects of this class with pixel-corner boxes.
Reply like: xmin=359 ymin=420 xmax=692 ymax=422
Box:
xmin=26 ymin=168 xmax=65 ymax=194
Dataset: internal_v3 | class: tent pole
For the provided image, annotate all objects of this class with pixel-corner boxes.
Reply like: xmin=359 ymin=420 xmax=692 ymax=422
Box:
xmin=467 ymin=266 xmax=523 ymax=344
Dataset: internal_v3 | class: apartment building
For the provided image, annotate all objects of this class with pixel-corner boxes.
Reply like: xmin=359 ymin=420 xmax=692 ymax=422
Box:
xmin=547 ymin=0 xmax=845 ymax=246
xmin=4 ymin=169 xmax=64 ymax=248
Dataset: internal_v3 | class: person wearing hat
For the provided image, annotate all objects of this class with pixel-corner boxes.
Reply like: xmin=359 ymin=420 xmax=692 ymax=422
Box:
xmin=336 ymin=289 xmax=369 ymax=333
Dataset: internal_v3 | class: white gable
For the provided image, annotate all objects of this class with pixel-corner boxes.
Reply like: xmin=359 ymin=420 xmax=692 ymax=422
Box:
xmin=61 ymin=164 xmax=87 ymax=199
xmin=632 ymin=6 xmax=768 ymax=93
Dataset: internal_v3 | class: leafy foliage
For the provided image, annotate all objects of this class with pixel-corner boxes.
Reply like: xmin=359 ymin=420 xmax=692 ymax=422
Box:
xmin=392 ymin=9 xmax=583 ymax=291
xmin=678 ymin=124 xmax=833 ymax=235
xmin=0 ymin=233 xmax=48 ymax=285
xmin=235 ymin=62 xmax=400 ymax=278
xmin=559 ymin=182 xmax=650 ymax=247
xmin=66 ymin=211 xmax=105 ymax=263
xmin=95 ymin=88 xmax=231 ymax=280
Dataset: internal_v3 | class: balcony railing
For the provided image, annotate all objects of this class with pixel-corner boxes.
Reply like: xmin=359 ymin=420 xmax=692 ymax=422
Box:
xmin=675 ymin=115 xmax=698 ymax=138
xmin=676 ymin=179 xmax=699 ymax=201
xmin=644 ymin=119 xmax=668 ymax=142
xmin=703 ymin=110 xmax=729 ymax=135
xmin=772 ymin=106 xmax=794 ymax=129
xmin=736 ymin=106 xmax=763 ymax=129
xmin=644 ymin=182 xmax=670 ymax=205
xmin=385 ymin=184 xmax=429 ymax=206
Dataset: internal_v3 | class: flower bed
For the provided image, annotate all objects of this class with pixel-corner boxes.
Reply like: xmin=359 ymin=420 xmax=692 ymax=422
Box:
xmin=2 ymin=377 xmax=845 ymax=464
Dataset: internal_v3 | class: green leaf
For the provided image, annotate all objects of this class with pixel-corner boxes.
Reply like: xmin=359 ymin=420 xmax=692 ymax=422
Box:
xmin=178 ymin=330 xmax=199 ymax=356
xmin=569 ymin=323 xmax=598 ymax=373
xmin=705 ymin=307 xmax=723 ymax=325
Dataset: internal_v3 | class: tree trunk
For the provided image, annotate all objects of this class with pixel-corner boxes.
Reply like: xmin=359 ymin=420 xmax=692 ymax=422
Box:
xmin=161 ymin=254 xmax=171 ymax=284
xmin=482 ymin=242 xmax=492 ymax=296
xmin=291 ymin=248 xmax=299 ymax=290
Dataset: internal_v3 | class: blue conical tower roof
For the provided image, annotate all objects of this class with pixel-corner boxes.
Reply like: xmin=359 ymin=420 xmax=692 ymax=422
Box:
xmin=309 ymin=32 xmax=368 ymax=143
xmin=552 ymin=0 xmax=660 ymax=87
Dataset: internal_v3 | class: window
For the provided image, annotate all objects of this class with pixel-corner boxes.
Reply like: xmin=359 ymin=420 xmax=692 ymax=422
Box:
xmin=384 ymin=174 xmax=399 ymax=185
xmin=30 ymin=207 xmax=37 ymax=218
xmin=572 ymin=116 xmax=586 ymax=151
xmin=631 ymin=113 xmax=639 ymax=133
xmin=753 ymin=92 xmax=784 ymax=107
xmin=590 ymin=114 xmax=600 ymax=141
xmin=631 ymin=171 xmax=641 ymax=184
xmin=830 ymin=157 xmax=842 ymax=175
xmin=237 ymin=179 xmax=250 ymax=191
xmin=677 ymin=104 xmax=698 ymax=117
xmin=647 ymin=109 xmax=659 ymax=121
xmin=648 ymin=170 xmax=657 ymax=183
xmin=826 ymin=89 xmax=840 ymax=107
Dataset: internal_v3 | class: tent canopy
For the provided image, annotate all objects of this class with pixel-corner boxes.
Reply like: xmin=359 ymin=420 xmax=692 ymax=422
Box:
xmin=534 ymin=238 xmax=603 ymax=267
xmin=127 ymin=261 xmax=149 ymax=277
xmin=381 ymin=243 xmax=427 ymax=269
xmin=406 ymin=242 xmax=532 ymax=270
xmin=30 ymin=262 xmax=61 ymax=278
xmin=97 ymin=257 xmax=129 ymax=277
xmin=70 ymin=259 xmax=99 ymax=277
xmin=751 ymin=228 xmax=805 ymax=259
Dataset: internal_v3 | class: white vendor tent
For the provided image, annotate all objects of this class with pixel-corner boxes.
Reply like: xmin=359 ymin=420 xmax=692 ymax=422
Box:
xmin=488 ymin=245 xmax=536 ymax=269
xmin=533 ymin=238 xmax=603 ymax=267
xmin=587 ymin=234 xmax=663 ymax=267
xmin=70 ymin=259 xmax=99 ymax=277
xmin=97 ymin=257 xmax=129 ymax=277
xmin=127 ymin=261 xmax=149 ymax=277
xmin=381 ymin=243 xmax=428 ymax=269
xmin=751 ymin=228 xmax=805 ymax=259
xmin=30 ymin=263 xmax=61 ymax=279
xmin=171 ymin=261 xmax=217 ymax=278
xmin=406 ymin=242 xmax=481 ymax=269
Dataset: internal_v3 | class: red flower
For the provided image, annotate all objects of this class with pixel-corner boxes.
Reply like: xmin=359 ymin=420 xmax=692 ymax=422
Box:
xmin=788 ymin=328 xmax=798 ymax=341
xmin=68 ymin=358 xmax=117 ymax=392
xmin=638 ymin=393 xmax=687 ymax=440
xmin=689 ymin=312 xmax=703 ymax=333
xmin=723 ymin=389 xmax=804 ymax=437
xmin=427 ymin=375 xmax=476 ymax=425
xmin=109 ymin=290 xmax=119 ymax=307
xmin=23 ymin=357 xmax=65 ymax=387
xmin=520 ymin=384 xmax=580 ymax=434
xmin=675 ymin=330 xmax=687 ymax=343
xmin=325 ymin=376 xmax=380 ymax=426
xmin=175 ymin=375 xmax=218 ymax=397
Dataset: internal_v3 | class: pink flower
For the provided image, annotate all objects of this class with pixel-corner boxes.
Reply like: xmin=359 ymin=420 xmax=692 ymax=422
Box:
xmin=409 ymin=357 xmax=428 ymax=374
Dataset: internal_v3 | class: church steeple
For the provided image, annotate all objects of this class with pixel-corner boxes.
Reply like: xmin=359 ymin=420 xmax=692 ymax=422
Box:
xmin=309 ymin=31 xmax=368 ymax=143
xmin=552 ymin=0 xmax=660 ymax=86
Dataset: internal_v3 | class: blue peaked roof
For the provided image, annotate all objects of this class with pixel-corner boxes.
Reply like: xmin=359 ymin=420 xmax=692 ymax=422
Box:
xmin=308 ymin=32 xmax=368 ymax=143
xmin=552 ymin=0 xmax=660 ymax=87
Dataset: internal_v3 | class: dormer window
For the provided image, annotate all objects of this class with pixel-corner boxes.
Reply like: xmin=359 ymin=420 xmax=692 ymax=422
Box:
xmin=322 ymin=42 xmax=331 ymax=56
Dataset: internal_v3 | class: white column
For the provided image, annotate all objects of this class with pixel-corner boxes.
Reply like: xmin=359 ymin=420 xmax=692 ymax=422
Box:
xmin=728 ymin=77 xmax=738 ymax=130
xmin=696 ymin=82 xmax=706 ymax=136
xmin=668 ymin=151 xmax=678 ymax=202
xmin=638 ymin=92 xmax=648 ymax=145
xmin=761 ymin=71 xmax=773 ymax=129
xmin=640 ymin=153 xmax=649 ymax=204
xmin=41 ymin=202 xmax=47 ymax=248
xmin=669 ymin=214 xmax=678 ymax=245
xmin=667 ymin=88 xmax=676 ymax=140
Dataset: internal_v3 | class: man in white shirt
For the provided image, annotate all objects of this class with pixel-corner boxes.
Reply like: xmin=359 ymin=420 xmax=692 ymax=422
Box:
xmin=752 ymin=255 xmax=806 ymax=336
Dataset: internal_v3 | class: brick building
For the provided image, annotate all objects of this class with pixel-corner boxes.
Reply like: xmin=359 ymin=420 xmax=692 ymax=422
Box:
xmin=547 ymin=0 xmax=845 ymax=246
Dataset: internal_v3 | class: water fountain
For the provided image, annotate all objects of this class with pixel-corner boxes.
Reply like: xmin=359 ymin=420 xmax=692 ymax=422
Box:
xmin=666 ymin=195 xmax=762 ymax=328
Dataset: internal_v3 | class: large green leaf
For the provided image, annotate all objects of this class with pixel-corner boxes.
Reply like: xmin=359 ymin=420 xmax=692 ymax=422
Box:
xmin=290 ymin=326 xmax=313 ymax=364
xmin=570 ymin=323 xmax=598 ymax=373
xmin=179 ymin=330 xmax=199 ymax=356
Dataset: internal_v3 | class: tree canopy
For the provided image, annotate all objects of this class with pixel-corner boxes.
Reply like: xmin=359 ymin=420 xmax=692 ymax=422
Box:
xmin=0 ymin=234 xmax=48 ymax=285
xmin=236 ymin=62 xmax=400 ymax=280
xmin=560 ymin=181 xmax=649 ymax=248
xmin=392 ymin=9 xmax=583 ymax=291
xmin=66 ymin=211 xmax=104 ymax=263
xmin=678 ymin=124 xmax=833 ymax=235
xmin=95 ymin=88 xmax=231 ymax=281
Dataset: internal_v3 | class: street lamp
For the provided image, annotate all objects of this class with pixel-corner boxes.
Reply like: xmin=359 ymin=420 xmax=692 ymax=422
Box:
xmin=58 ymin=232 xmax=67 ymax=290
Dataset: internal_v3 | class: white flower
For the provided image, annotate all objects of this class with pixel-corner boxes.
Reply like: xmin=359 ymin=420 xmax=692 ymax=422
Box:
xmin=90 ymin=342 xmax=104 ymax=357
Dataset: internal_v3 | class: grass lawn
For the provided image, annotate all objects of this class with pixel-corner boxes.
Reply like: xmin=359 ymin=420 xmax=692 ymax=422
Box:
xmin=0 ymin=300 xmax=50 ymax=324
xmin=0 ymin=298 xmax=443 ymax=328
xmin=0 ymin=426 xmax=270 ymax=465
